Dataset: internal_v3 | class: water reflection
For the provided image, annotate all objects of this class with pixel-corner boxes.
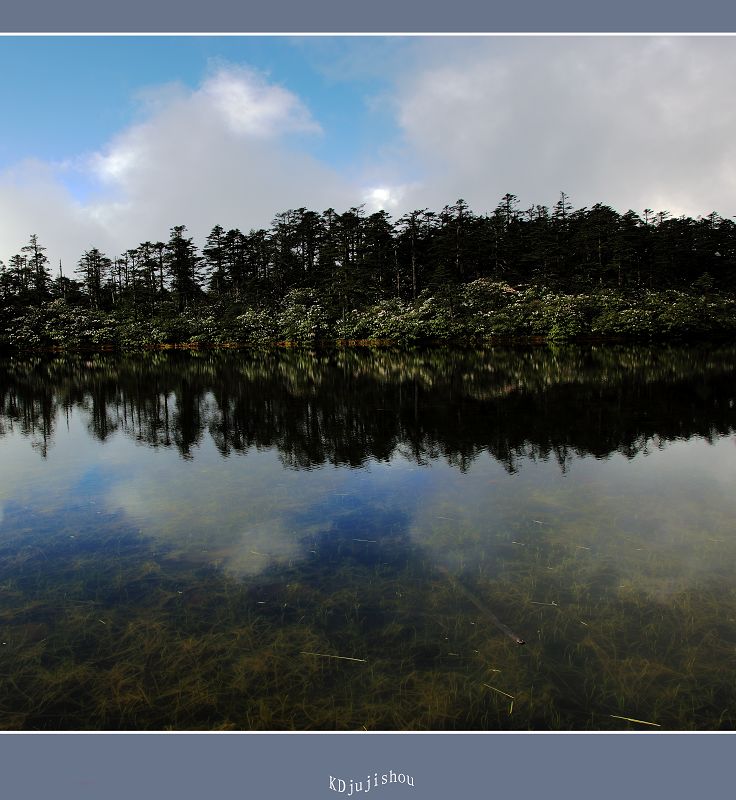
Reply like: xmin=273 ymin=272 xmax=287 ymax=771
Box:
xmin=1 ymin=345 xmax=734 ymax=468
xmin=0 ymin=345 xmax=735 ymax=730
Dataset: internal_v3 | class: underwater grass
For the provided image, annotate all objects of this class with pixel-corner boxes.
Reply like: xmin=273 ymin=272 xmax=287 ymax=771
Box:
xmin=2 ymin=346 xmax=736 ymax=729
xmin=2 ymin=501 xmax=736 ymax=731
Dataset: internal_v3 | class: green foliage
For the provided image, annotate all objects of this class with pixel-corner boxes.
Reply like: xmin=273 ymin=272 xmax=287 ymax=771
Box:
xmin=5 ymin=300 xmax=118 ymax=349
xmin=232 ymin=308 xmax=279 ymax=343
xmin=276 ymin=289 xmax=330 ymax=343
xmin=2 ymin=281 xmax=736 ymax=351
xmin=335 ymin=299 xmax=410 ymax=342
xmin=146 ymin=314 xmax=194 ymax=345
xmin=3 ymin=197 xmax=736 ymax=350
xmin=592 ymin=307 xmax=657 ymax=338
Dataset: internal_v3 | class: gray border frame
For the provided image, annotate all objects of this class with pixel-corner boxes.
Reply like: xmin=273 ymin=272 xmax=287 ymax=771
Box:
xmin=1 ymin=0 xmax=736 ymax=32
xmin=0 ymin=732 xmax=732 ymax=799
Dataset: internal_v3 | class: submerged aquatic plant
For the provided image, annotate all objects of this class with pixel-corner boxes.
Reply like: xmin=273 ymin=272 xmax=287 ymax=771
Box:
xmin=1 ymin=346 xmax=735 ymax=730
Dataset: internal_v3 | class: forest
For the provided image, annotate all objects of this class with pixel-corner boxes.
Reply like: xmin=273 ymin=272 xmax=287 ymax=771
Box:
xmin=2 ymin=193 xmax=736 ymax=348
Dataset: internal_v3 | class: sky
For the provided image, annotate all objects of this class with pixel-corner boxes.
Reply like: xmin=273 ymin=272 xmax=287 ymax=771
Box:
xmin=1 ymin=35 xmax=735 ymax=269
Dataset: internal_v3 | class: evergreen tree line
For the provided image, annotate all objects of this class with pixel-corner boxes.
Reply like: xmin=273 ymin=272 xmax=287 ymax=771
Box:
xmin=2 ymin=194 xmax=736 ymax=319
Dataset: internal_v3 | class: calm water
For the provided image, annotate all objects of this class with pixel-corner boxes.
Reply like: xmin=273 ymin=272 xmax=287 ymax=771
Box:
xmin=1 ymin=345 xmax=735 ymax=730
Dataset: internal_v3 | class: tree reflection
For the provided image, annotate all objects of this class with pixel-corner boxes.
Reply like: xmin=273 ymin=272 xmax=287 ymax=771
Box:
xmin=1 ymin=344 xmax=734 ymax=471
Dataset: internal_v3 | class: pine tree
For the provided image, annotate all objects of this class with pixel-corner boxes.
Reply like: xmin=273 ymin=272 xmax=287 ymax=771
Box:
xmin=76 ymin=248 xmax=112 ymax=309
xmin=165 ymin=225 xmax=202 ymax=311
xmin=203 ymin=225 xmax=226 ymax=296
xmin=21 ymin=234 xmax=51 ymax=303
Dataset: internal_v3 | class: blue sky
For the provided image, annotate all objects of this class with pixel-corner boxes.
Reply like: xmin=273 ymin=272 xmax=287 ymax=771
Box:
xmin=0 ymin=37 xmax=404 ymax=187
xmin=1 ymin=36 xmax=735 ymax=267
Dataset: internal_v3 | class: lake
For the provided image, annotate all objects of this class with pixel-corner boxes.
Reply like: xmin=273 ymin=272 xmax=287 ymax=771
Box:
xmin=1 ymin=344 xmax=735 ymax=730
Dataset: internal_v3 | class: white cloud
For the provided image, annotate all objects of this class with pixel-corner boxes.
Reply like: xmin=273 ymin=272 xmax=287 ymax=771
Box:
xmin=201 ymin=66 xmax=320 ymax=137
xmin=388 ymin=37 xmax=736 ymax=217
xmin=362 ymin=184 xmax=415 ymax=212
xmin=2 ymin=40 xmax=736 ymax=271
xmin=0 ymin=64 xmax=351 ymax=268
xmin=0 ymin=160 xmax=100 ymax=271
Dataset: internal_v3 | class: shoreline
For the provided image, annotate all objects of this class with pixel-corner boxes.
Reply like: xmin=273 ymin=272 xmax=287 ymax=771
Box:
xmin=0 ymin=333 xmax=731 ymax=356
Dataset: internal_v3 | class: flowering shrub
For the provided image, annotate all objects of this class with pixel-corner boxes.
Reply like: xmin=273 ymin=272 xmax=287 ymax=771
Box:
xmin=592 ymin=307 xmax=657 ymax=337
xmin=276 ymin=289 xmax=330 ymax=343
xmin=232 ymin=308 xmax=279 ymax=343
xmin=5 ymin=301 xmax=119 ymax=349
xmin=335 ymin=299 xmax=414 ymax=342
xmin=2 ymin=285 xmax=735 ymax=351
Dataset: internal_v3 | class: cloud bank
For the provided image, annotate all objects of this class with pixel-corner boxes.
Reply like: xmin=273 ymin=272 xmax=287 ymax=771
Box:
xmin=389 ymin=37 xmax=736 ymax=216
xmin=0 ymin=65 xmax=353 ymax=268
xmin=1 ymin=39 xmax=735 ymax=270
